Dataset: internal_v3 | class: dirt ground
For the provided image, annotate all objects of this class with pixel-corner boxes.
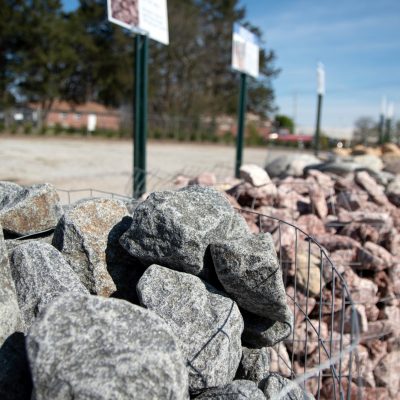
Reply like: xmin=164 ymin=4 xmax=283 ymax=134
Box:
xmin=0 ymin=135 xmax=301 ymax=198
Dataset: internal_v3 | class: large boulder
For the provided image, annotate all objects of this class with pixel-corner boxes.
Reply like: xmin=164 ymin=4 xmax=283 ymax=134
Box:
xmin=210 ymin=233 xmax=292 ymax=325
xmin=0 ymin=183 xmax=62 ymax=236
xmin=195 ymin=380 xmax=265 ymax=399
xmin=120 ymin=185 xmax=249 ymax=279
xmin=10 ymin=242 xmax=89 ymax=328
xmin=27 ymin=293 xmax=189 ymax=400
xmin=53 ymin=198 xmax=141 ymax=298
xmin=137 ymin=265 xmax=243 ymax=392
xmin=0 ymin=224 xmax=24 ymax=345
xmin=265 ymin=155 xmax=321 ymax=178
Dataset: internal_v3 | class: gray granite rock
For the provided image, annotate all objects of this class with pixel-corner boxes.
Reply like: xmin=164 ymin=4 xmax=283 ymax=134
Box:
xmin=195 ymin=380 xmax=266 ymax=399
xmin=27 ymin=293 xmax=189 ymax=400
xmin=210 ymin=233 xmax=292 ymax=323
xmin=10 ymin=242 xmax=89 ymax=328
xmin=5 ymin=233 xmax=54 ymax=257
xmin=0 ymin=183 xmax=62 ymax=236
xmin=235 ymin=347 xmax=269 ymax=384
xmin=241 ymin=311 xmax=292 ymax=348
xmin=120 ymin=185 xmax=248 ymax=278
xmin=311 ymin=160 xmax=362 ymax=176
xmin=53 ymin=198 xmax=139 ymax=297
xmin=0 ymin=181 xmax=22 ymax=207
xmin=0 ymin=224 xmax=24 ymax=345
xmin=0 ymin=332 xmax=32 ymax=400
xmin=137 ymin=264 xmax=243 ymax=392
xmin=260 ymin=373 xmax=314 ymax=400
xmin=265 ymin=155 xmax=321 ymax=178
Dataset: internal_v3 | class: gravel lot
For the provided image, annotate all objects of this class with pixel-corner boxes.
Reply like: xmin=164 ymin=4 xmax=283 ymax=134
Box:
xmin=0 ymin=136 xmax=308 ymax=197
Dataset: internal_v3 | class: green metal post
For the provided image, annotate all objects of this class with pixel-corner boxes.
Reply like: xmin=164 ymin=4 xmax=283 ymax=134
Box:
xmin=133 ymin=34 xmax=149 ymax=197
xmin=133 ymin=35 xmax=142 ymax=196
xmin=314 ymin=93 xmax=323 ymax=157
xmin=235 ymin=73 xmax=247 ymax=178
xmin=138 ymin=34 xmax=148 ymax=195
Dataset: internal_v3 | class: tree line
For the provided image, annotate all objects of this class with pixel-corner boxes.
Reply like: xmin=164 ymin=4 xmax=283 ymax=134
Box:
xmin=1 ymin=0 xmax=279 ymax=124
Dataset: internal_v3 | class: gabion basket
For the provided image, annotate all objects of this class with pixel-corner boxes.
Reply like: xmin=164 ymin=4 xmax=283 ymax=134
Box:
xmin=237 ymin=208 xmax=361 ymax=400
xmin=50 ymin=188 xmax=361 ymax=400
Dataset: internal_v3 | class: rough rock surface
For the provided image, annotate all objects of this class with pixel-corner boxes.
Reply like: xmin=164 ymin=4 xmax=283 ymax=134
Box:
xmin=0 ymin=181 xmax=22 ymax=205
xmin=373 ymin=351 xmax=400 ymax=398
xmin=195 ymin=380 xmax=265 ymax=399
xmin=137 ymin=265 xmax=243 ymax=392
xmin=27 ymin=293 xmax=189 ymax=400
xmin=0 ymin=224 xmax=24 ymax=345
xmin=53 ymin=198 xmax=138 ymax=297
xmin=265 ymin=154 xmax=321 ymax=178
xmin=240 ymin=164 xmax=272 ymax=187
xmin=10 ymin=242 xmax=89 ymax=328
xmin=0 ymin=332 xmax=32 ymax=400
xmin=355 ymin=171 xmax=390 ymax=206
xmin=241 ymin=310 xmax=292 ymax=348
xmin=387 ymin=176 xmax=400 ymax=206
xmin=0 ymin=183 xmax=62 ymax=236
xmin=210 ymin=233 xmax=292 ymax=324
xmin=235 ymin=347 xmax=269 ymax=384
xmin=120 ymin=185 xmax=249 ymax=278
xmin=260 ymin=373 xmax=313 ymax=400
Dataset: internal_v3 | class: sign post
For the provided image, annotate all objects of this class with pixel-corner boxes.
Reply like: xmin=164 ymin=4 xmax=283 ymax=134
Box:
xmin=231 ymin=24 xmax=259 ymax=178
xmin=314 ymin=63 xmax=325 ymax=157
xmin=235 ymin=73 xmax=247 ymax=178
xmin=108 ymin=0 xmax=169 ymax=197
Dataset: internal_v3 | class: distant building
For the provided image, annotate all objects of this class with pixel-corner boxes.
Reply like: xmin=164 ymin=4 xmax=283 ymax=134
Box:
xmin=30 ymin=100 xmax=120 ymax=131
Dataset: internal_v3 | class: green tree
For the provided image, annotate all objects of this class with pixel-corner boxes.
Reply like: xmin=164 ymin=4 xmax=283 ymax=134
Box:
xmin=353 ymin=116 xmax=378 ymax=145
xmin=275 ymin=114 xmax=294 ymax=133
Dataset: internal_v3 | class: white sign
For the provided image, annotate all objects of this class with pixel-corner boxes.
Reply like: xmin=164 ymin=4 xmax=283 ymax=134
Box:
xmin=107 ymin=0 xmax=169 ymax=45
xmin=87 ymin=114 xmax=97 ymax=132
xmin=232 ymin=24 xmax=259 ymax=78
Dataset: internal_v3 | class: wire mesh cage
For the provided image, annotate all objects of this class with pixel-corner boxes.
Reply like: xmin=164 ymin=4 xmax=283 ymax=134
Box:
xmin=47 ymin=187 xmax=362 ymax=400
xmin=237 ymin=208 xmax=361 ymax=400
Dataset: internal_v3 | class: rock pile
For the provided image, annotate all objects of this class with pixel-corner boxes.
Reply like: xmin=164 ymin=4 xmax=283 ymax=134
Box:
xmin=181 ymin=156 xmax=400 ymax=399
xmin=0 ymin=182 xmax=319 ymax=400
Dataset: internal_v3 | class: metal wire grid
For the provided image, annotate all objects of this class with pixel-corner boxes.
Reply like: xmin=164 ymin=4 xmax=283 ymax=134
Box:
xmin=237 ymin=208 xmax=361 ymax=400
xmin=51 ymin=187 xmax=361 ymax=400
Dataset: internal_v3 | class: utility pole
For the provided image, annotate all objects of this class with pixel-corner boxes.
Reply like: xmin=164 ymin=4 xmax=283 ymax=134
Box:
xmin=384 ymin=103 xmax=394 ymax=143
xmin=314 ymin=63 xmax=325 ymax=156
xmin=378 ymin=96 xmax=386 ymax=144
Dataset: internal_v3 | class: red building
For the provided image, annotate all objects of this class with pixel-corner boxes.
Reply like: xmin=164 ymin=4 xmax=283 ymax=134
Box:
xmin=30 ymin=100 xmax=120 ymax=131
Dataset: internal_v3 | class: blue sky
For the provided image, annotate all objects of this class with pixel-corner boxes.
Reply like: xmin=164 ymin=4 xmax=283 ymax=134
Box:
xmin=241 ymin=0 xmax=400 ymax=130
xmin=64 ymin=0 xmax=400 ymax=131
